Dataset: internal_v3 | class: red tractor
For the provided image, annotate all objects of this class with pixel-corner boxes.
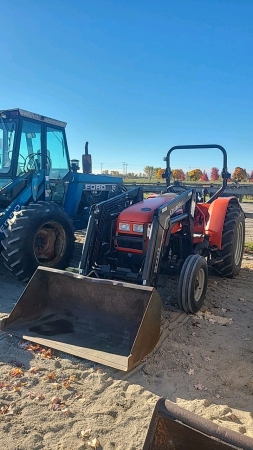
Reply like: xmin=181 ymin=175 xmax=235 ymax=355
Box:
xmin=1 ymin=145 xmax=246 ymax=371
xmin=80 ymin=145 xmax=245 ymax=313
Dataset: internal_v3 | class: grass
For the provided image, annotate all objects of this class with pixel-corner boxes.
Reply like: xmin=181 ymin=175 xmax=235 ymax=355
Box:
xmin=244 ymin=242 xmax=253 ymax=253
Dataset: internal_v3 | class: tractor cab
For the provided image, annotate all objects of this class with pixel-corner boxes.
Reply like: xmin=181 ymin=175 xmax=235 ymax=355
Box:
xmin=0 ymin=109 xmax=71 ymax=180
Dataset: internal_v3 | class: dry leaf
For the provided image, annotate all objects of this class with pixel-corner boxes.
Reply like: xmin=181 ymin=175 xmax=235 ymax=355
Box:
xmin=27 ymin=391 xmax=36 ymax=399
xmin=51 ymin=396 xmax=61 ymax=404
xmin=0 ymin=404 xmax=14 ymax=415
xmin=10 ymin=368 xmax=23 ymax=377
xmin=26 ymin=343 xmax=54 ymax=359
xmin=50 ymin=396 xmax=66 ymax=411
xmin=194 ymin=383 xmax=204 ymax=390
xmin=87 ymin=438 xmax=100 ymax=449
xmin=29 ymin=367 xmax=39 ymax=374
xmin=73 ymin=392 xmax=83 ymax=400
xmin=81 ymin=429 xmax=91 ymax=439
xmin=44 ymin=372 xmax=55 ymax=382
xmin=62 ymin=407 xmax=71 ymax=416
xmin=187 ymin=369 xmax=194 ymax=375
xmin=36 ymin=394 xmax=45 ymax=401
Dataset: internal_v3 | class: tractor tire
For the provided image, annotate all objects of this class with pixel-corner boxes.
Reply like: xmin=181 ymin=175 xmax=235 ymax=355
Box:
xmin=212 ymin=202 xmax=245 ymax=278
xmin=178 ymin=254 xmax=208 ymax=314
xmin=1 ymin=201 xmax=75 ymax=282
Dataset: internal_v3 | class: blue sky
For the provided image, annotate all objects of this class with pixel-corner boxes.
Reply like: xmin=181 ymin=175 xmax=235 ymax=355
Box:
xmin=1 ymin=0 xmax=253 ymax=175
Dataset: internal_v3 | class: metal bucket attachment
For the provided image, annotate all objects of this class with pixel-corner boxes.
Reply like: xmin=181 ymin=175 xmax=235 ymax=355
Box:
xmin=1 ymin=267 xmax=161 ymax=371
xmin=143 ymin=398 xmax=253 ymax=450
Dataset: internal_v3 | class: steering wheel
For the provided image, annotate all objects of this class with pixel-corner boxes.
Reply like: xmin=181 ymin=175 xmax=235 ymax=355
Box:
xmin=166 ymin=185 xmax=188 ymax=194
xmin=23 ymin=152 xmax=51 ymax=174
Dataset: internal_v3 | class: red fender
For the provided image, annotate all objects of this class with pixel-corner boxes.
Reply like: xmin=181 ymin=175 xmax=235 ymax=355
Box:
xmin=205 ymin=197 xmax=239 ymax=249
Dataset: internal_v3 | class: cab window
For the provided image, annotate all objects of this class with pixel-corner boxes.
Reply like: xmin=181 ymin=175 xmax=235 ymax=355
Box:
xmin=46 ymin=127 xmax=69 ymax=179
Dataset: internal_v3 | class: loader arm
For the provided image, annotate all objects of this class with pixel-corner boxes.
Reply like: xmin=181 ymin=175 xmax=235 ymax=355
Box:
xmin=0 ymin=170 xmax=46 ymax=235
xmin=142 ymin=188 xmax=196 ymax=287
xmin=79 ymin=186 xmax=143 ymax=275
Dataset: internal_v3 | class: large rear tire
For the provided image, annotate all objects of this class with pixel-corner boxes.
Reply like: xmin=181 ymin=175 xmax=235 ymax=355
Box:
xmin=1 ymin=201 xmax=75 ymax=282
xmin=212 ymin=202 xmax=245 ymax=278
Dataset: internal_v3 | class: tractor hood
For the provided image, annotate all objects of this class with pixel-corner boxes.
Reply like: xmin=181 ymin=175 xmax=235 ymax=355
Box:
xmin=118 ymin=193 xmax=179 ymax=224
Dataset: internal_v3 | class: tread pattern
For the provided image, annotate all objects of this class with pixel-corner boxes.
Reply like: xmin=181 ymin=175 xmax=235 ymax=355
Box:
xmin=178 ymin=254 xmax=208 ymax=314
xmin=212 ymin=202 xmax=245 ymax=278
xmin=1 ymin=201 xmax=75 ymax=282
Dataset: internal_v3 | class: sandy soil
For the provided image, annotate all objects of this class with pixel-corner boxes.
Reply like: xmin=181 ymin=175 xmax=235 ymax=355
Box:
xmin=0 ymin=205 xmax=252 ymax=450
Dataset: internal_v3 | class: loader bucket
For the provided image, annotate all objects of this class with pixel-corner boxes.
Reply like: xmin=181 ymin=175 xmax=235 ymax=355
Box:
xmin=1 ymin=267 xmax=161 ymax=371
xmin=143 ymin=398 xmax=253 ymax=450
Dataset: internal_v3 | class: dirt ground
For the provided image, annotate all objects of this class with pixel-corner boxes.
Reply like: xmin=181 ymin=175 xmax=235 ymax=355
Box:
xmin=0 ymin=204 xmax=252 ymax=450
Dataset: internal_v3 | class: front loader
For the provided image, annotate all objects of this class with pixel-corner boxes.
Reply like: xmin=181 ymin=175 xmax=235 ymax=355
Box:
xmin=1 ymin=145 xmax=245 ymax=371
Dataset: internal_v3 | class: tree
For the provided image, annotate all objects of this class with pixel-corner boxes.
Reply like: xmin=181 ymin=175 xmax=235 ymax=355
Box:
xmin=232 ymin=167 xmax=248 ymax=182
xmin=189 ymin=169 xmax=203 ymax=181
xmin=156 ymin=168 xmax=165 ymax=179
xmin=210 ymin=167 xmax=219 ymax=181
xmin=249 ymin=170 xmax=253 ymax=182
xmin=200 ymin=170 xmax=209 ymax=181
xmin=110 ymin=170 xmax=120 ymax=176
xmin=102 ymin=169 xmax=109 ymax=175
xmin=172 ymin=169 xmax=185 ymax=181
xmin=180 ymin=170 xmax=185 ymax=181
xmin=143 ymin=166 xmax=156 ymax=182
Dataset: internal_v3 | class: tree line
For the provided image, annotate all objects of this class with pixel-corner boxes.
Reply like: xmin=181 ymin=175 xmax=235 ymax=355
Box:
xmin=103 ymin=167 xmax=253 ymax=183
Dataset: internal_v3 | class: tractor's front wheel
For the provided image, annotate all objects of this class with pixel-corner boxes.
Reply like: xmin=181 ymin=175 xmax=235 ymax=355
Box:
xmin=178 ymin=254 xmax=208 ymax=313
xmin=1 ymin=202 xmax=75 ymax=282
xmin=212 ymin=202 xmax=245 ymax=278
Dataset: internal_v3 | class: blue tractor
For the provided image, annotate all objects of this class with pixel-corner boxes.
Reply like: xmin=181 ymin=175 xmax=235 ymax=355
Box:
xmin=0 ymin=108 xmax=124 ymax=282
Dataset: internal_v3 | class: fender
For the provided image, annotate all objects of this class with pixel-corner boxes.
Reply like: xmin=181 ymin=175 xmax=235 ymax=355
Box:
xmin=205 ymin=197 xmax=240 ymax=249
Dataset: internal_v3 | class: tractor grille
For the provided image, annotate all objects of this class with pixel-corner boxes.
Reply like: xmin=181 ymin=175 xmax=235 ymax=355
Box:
xmin=115 ymin=235 xmax=143 ymax=252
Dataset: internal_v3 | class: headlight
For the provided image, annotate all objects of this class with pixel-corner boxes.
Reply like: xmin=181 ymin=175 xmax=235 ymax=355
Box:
xmin=119 ymin=222 xmax=130 ymax=231
xmin=133 ymin=224 xmax=143 ymax=233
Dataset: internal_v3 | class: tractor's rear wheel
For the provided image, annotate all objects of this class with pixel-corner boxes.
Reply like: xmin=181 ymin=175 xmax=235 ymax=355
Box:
xmin=178 ymin=254 xmax=208 ymax=314
xmin=1 ymin=202 xmax=75 ymax=282
xmin=212 ymin=202 xmax=245 ymax=278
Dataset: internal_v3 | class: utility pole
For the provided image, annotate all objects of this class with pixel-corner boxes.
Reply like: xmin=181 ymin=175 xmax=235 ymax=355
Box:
xmin=101 ymin=163 xmax=103 ymax=174
xmin=122 ymin=162 xmax=126 ymax=175
xmin=125 ymin=163 xmax=128 ymax=175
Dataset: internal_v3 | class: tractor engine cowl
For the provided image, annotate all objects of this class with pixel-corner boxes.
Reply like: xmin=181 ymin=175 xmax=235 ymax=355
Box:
xmin=115 ymin=194 xmax=183 ymax=254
